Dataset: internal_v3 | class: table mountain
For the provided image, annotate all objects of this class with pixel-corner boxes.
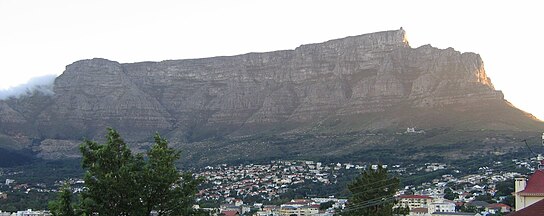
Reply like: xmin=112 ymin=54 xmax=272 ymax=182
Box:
xmin=0 ymin=28 xmax=542 ymax=165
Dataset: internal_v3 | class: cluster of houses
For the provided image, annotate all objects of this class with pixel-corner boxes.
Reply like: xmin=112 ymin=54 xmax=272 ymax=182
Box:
xmin=396 ymin=160 xmax=544 ymax=216
xmin=234 ymin=165 xmax=544 ymax=216
xmin=201 ymin=197 xmax=346 ymax=216
xmin=396 ymin=195 xmax=508 ymax=216
xmin=2 ymin=155 xmax=544 ymax=215
xmin=193 ymin=155 xmax=544 ymax=216
xmin=204 ymin=193 xmax=512 ymax=216
xmin=0 ymin=209 xmax=51 ymax=216
xmin=195 ymin=160 xmax=361 ymax=201
xmin=0 ymin=178 xmax=55 ymax=196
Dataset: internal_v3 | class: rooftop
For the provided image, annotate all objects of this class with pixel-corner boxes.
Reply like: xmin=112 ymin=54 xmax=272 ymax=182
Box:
xmin=507 ymin=198 xmax=544 ymax=216
xmin=518 ymin=170 xmax=544 ymax=196
xmin=399 ymin=195 xmax=432 ymax=199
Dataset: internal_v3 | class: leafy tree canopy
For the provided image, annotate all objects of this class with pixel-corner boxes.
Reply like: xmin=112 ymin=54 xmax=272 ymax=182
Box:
xmin=444 ymin=187 xmax=456 ymax=201
xmin=341 ymin=165 xmax=399 ymax=216
xmin=48 ymin=185 xmax=75 ymax=216
xmin=49 ymin=128 xmax=205 ymax=216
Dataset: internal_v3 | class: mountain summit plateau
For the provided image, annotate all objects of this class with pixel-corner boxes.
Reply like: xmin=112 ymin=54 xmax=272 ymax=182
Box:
xmin=0 ymin=29 xmax=541 ymax=165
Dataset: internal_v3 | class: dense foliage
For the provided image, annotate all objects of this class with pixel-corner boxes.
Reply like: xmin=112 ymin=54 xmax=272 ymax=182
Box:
xmin=0 ymin=190 xmax=54 ymax=211
xmin=0 ymin=148 xmax=33 ymax=167
xmin=341 ymin=165 xmax=399 ymax=216
xmin=48 ymin=128 xmax=204 ymax=216
xmin=48 ymin=185 xmax=75 ymax=216
xmin=444 ymin=188 xmax=456 ymax=200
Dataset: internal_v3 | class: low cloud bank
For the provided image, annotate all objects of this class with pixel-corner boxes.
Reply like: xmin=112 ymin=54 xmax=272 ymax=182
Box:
xmin=0 ymin=75 xmax=57 ymax=100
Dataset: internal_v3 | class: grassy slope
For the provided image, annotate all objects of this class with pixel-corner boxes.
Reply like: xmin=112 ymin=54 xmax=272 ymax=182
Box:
xmin=177 ymin=99 xmax=544 ymax=167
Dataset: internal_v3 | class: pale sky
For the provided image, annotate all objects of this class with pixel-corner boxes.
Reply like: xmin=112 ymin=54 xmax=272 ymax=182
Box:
xmin=0 ymin=0 xmax=543 ymax=120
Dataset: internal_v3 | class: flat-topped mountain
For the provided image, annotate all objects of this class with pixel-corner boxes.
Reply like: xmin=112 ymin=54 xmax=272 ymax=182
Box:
xmin=0 ymin=29 xmax=542 ymax=166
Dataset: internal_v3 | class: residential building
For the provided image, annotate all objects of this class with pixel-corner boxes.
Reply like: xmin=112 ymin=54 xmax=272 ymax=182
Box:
xmin=233 ymin=199 xmax=243 ymax=206
xmin=299 ymin=205 xmax=319 ymax=216
xmin=255 ymin=205 xmax=280 ymax=216
xmin=465 ymin=200 xmax=489 ymax=210
xmin=15 ymin=209 xmax=50 ymax=216
xmin=428 ymin=200 xmax=455 ymax=214
xmin=485 ymin=203 xmax=511 ymax=214
xmin=220 ymin=204 xmax=241 ymax=213
xmin=279 ymin=200 xmax=319 ymax=216
xmin=221 ymin=210 xmax=240 ymax=216
xmin=409 ymin=207 xmax=429 ymax=216
xmin=279 ymin=205 xmax=319 ymax=216
xmin=515 ymin=169 xmax=544 ymax=211
xmin=279 ymin=206 xmax=298 ymax=216
xmin=506 ymin=198 xmax=544 ymax=216
xmin=398 ymin=195 xmax=433 ymax=209
xmin=5 ymin=179 xmax=14 ymax=186
xmin=431 ymin=212 xmax=481 ymax=216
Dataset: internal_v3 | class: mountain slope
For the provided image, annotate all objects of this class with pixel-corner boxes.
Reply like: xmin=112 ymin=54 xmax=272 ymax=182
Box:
xmin=0 ymin=29 xmax=542 ymax=165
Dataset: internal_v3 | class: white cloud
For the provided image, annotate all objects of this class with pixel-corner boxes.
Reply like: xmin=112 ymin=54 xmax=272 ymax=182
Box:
xmin=0 ymin=75 xmax=57 ymax=100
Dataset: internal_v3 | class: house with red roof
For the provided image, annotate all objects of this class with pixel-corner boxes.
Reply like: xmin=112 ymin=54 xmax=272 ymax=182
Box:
xmin=507 ymin=198 xmax=544 ymax=216
xmin=515 ymin=170 xmax=544 ymax=211
xmin=220 ymin=210 xmax=240 ymax=216
xmin=486 ymin=203 xmax=511 ymax=214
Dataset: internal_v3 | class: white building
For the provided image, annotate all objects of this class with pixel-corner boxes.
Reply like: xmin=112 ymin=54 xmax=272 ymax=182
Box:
xmin=15 ymin=209 xmax=50 ymax=216
xmin=0 ymin=211 xmax=15 ymax=216
xmin=5 ymin=179 xmax=14 ymax=186
xmin=428 ymin=200 xmax=455 ymax=214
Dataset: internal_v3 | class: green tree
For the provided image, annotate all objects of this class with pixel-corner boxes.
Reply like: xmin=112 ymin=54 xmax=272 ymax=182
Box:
xmin=500 ymin=195 xmax=515 ymax=208
xmin=459 ymin=205 xmax=480 ymax=213
xmin=392 ymin=205 xmax=410 ymax=216
xmin=475 ymin=193 xmax=494 ymax=203
xmin=79 ymin=128 xmax=145 ymax=215
xmin=403 ymin=189 xmax=415 ymax=195
xmin=444 ymin=188 xmax=456 ymax=200
xmin=48 ymin=185 xmax=75 ymax=216
xmin=495 ymin=181 xmax=514 ymax=197
xmin=341 ymin=165 xmax=399 ymax=216
xmin=142 ymin=133 xmax=203 ymax=215
xmin=319 ymin=201 xmax=334 ymax=210
xmin=76 ymin=128 xmax=203 ymax=216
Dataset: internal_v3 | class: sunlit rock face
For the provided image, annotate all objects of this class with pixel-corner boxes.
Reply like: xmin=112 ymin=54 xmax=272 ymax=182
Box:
xmin=0 ymin=29 xmax=534 ymax=147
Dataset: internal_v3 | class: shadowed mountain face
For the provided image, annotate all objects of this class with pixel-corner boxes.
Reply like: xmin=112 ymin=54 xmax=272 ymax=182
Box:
xmin=0 ymin=29 xmax=542 ymax=165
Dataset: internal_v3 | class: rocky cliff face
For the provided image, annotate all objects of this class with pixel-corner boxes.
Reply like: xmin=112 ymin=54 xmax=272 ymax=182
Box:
xmin=0 ymin=29 xmax=541 ymax=163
